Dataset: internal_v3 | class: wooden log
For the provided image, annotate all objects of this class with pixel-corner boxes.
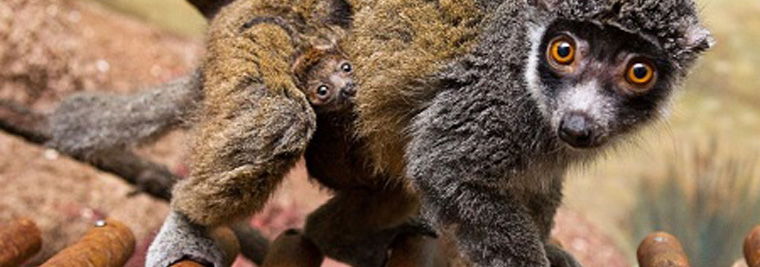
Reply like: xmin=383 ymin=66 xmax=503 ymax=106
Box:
xmin=170 ymin=261 xmax=205 ymax=267
xmin=746 ymin=226 xmax=760 ymax=267
xmin=40 ymin=220 xmax=134 ymax=267
xmin=637 ymin=232 xmax=690 ymax=267
xmin=0 ymin=218 xmax=42 ymax=267
xmin=261 ymin=229 xmax=323 ymax=267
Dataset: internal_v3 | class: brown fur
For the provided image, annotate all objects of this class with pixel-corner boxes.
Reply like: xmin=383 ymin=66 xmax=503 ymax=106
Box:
xmin=169 ymin=0 xmax=484 ymax=265
xmin=291 ymin=46 xmax=353 ymax=111
xmin=172 ymin=0 xmax=321 ymax=226
xmin=347 ymin=0 xmax=484 ymax=177
xmin=292 ymin=41 xmax=425 ymax=266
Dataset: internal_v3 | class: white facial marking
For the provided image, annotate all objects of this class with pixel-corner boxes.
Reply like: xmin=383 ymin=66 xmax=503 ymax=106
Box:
xmin=563 ymin=80 xmax=601 ymax=113
xmin=554 ymin=80 xmax=614 ymax=138
xmin=525 ymin=23 xmax=549 ymax=117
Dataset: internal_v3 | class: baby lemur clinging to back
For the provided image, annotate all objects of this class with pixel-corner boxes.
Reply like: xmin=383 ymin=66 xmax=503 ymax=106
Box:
xmin=292 ymin=44 xmax=356 ymax=114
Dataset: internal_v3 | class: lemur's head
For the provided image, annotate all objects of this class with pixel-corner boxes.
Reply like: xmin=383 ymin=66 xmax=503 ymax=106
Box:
xmin=293 ymin=45 xmax=356 ymax=113
xmin=524 ymin=0 xmax=713 ymax=149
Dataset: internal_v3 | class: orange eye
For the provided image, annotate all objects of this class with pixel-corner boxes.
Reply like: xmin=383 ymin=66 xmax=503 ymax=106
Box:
xmin=550 ymin=38 xmax=575 ymax=65
xmin=626 ymin=62 xmax=655 ymax=86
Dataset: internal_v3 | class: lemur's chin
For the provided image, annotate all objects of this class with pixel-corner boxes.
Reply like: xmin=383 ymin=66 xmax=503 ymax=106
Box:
xmin=557 ymin=130 xmax=608 ymax=150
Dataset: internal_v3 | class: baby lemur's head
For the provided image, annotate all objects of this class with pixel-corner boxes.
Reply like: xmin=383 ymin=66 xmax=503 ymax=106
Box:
xmin=293 ymin=45 xmax=355 ymax=113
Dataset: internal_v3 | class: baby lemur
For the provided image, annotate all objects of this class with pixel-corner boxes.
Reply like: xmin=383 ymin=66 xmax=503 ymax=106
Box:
xmin=291 ymin=44 xmax=355 ymax=114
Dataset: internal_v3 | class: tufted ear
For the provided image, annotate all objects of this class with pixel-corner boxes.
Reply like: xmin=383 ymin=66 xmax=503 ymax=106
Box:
xmin=684 ymin=25 xmax=715 ymax=53
xmin=187 ymin=0 xmax=236 ymax=19
xmin=324 ymin=0 xmax=353 ymax=29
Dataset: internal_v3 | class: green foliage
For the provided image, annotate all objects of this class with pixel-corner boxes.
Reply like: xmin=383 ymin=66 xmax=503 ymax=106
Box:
xmin=631 ymin=143 xmax=760 ymax=267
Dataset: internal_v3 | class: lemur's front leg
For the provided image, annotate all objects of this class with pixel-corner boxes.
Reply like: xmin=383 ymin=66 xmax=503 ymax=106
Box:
xmin=147 ymin=20 xmax=315 ymax=267
xmin=406 ymin=91 xmax=551 ymax=267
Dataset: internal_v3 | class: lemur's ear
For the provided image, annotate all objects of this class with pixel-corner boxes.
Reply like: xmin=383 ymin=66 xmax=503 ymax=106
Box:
xmin=326 ymin=0 xmax=352 ymax=29
xmin=188 ymin=0 xmax=235 ymax=20
xmin=683 ymin=25 xmax=715 ymax=53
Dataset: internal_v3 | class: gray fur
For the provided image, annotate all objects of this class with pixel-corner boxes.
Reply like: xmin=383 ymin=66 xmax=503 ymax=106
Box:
xmin=141 ymin=0 xmax=711 ymax=266
xmin=541 ymin=0 xmax=714 ymax=67
xmin=406 ymin=0 xmax=710 ymax=266
xmin=146 ymin=211 xmax=225 ymax=267
xmin=47 ymin=70 xmax=202 ymax=158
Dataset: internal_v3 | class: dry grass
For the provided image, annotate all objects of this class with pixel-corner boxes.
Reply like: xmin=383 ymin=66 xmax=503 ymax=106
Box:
xmin=630 ymin=143 xmax=760 ymax=267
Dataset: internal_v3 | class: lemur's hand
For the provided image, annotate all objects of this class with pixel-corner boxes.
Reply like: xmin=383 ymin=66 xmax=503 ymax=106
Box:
xmin=146 ymin=211 xmax=226 ymax=267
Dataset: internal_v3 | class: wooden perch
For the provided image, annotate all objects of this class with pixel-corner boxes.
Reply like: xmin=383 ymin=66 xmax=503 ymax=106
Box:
xmin=170 ymin=261 xmax=205 ymax=267
xmin=0 ymin=218 xmax=42 ymax=267
xmin=40 ymin=220 xmax=134 ymax=267
xmin=0 ymin=100 xmax=270 ymax=265
xmin=746 ymin=226 xmax=760 ymax=267
xmin=637 ymin=232 xmax=690 ymax=267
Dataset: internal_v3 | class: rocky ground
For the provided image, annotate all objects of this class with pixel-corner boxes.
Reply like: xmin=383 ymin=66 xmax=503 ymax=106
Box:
xmin=0 ymin=0 xmax=628 ymax=266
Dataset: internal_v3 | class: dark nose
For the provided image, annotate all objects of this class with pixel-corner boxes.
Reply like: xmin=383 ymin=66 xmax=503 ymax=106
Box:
xmin=559 ymin=113 xmax=597 ymax=148
xmin=341 ymin=83 xmax=356 ymax=98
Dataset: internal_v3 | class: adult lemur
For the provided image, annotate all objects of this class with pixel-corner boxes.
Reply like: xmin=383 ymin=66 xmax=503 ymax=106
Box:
xmin=403 ymin=0 xmax=712 ymax=266
xmin=48 ymin=0 xmax=711 ymax=266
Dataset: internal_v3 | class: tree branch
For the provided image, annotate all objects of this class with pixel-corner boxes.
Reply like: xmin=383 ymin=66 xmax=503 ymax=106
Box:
xmin=0 ymin=100 xmax=269 ymax=265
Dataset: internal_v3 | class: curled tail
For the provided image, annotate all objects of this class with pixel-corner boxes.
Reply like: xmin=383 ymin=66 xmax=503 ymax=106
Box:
xmin=46 ymin=70 xmax=203 ymax=158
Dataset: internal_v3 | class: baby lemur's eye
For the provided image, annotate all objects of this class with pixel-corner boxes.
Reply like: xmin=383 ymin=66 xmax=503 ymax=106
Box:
xmin=624 ymin=60 xmax=656 ymax=92
xmin=317 ymin=85 xmax=331 ymax=97
xmin=341 ymin=63 xmax=352 ymax=73
xmin=549 ymin=37 xmax=576 ymax=65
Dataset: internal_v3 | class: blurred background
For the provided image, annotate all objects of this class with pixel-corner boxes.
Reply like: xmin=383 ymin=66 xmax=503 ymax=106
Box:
xmin=0 ymin=0 xmax=757 ymax=266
